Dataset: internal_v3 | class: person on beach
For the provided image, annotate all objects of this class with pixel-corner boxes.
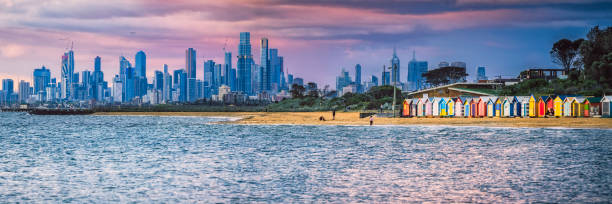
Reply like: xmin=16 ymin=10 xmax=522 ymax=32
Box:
xmin=319 ymin=116 xmax=326 ymax=121
xmin=369 ymin=115 xmax=374 ymax=126
xmin=332 ymin=109 xmax=336 ymax=120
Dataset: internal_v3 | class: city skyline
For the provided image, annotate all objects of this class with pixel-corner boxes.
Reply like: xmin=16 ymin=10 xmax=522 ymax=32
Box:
xmin=1 ymin=0 xmax=611 ymax=87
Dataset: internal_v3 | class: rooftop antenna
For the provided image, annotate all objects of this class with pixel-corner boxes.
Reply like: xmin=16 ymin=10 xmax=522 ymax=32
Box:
xmin=223 ymin=38 xmax=228 ymax=53
xmin=412 ymin=50 xmax=416 ymax=60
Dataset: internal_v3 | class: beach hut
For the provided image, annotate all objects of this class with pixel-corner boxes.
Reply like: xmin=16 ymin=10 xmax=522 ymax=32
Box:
xmin=486 ymin=97 xmax=495 ymax=117
xmin=477 ymin=97 xmax=487 ymax=118
xmin=439 ymin=98 xmax=447 ymax=117
xmin=402 ymin=99 xmax=410 ymax=117
xmin=511 ymin=96 xmax=520 ymax=117
xmin=432 ymin=98 xmax=440 ymax=117
xmin=583 ymin=98 xmax=591 ymax=117
xmin=546 ymin=96 xmax=555 ymax=117
xmin=463 ymin=98 xmax=471 ymax=117
xmin=455 ymin=97 xmax=464 ymax=117
xmin=572 ymin=97 xmax=585 ymax=117
xmin=471 ymin=98 xmax=478 ymax=118
xmin=494 ymin=97 xmax=502 ymax=117
xmin=529 ymin=95 xmax=537 ymax=117
xmin=563 ymin=97 xmax=574 ymax=117
xmin=417 ymin=98 xmax=425 ymax=117
xmin=502 ymin=96 xmax=514 ymax=117
xmin=411 ymin=98 xmax=419 ymax=117
xmin=446 ymin=98 xmax=455 ymax=117
xmin=587 ymin=97 xmax=602 ymax=117
xmin=537 ymin=96 xmax=548 ymax=117
xmin=517 ymin=96 xmax=530 ymax=117
xmin=553 ymin=96 xmax=564 ymax=117
xmin=601 ymin=96 xmax=612 ymax=118
xmin=425 ymin=98 xmax=433 ymax=117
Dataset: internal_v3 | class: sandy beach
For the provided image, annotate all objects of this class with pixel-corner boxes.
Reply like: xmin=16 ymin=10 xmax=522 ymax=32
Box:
xmin=93 ymin=112 xmax=612 ymax=128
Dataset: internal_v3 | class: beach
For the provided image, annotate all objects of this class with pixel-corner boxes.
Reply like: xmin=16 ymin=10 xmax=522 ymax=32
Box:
xmin=93 ymin=112 xmax=612 ymax=128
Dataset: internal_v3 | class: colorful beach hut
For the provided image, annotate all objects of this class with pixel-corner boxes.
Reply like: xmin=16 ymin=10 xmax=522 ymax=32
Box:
xmin=517 ymin=96 xmax=530 ymax=117
xmin=486 ymin=97 xmax=495 ymax=117
xmin=553 ymin=96 xmax=565 ymax=117
xmin=563 ymin=97 xmax=574 ymax=117
xmin=455 ymin=97 xmax=464 ymax=117
xmin=537 ymin=96 xmax=548 ymax=117
xmin=432 ymin=98 xmax=440 ymax=117
xmin=470 ymin=98 xmax=478 ymax=117
xmin=446 ymin=98 xmax=455 ymax=117
xmin=494 ymin=97 xmax=502 ymax=117
xmin=463 ymin=98 xmax=471 ymax=117
xmin=602 ymin=96 xmax=612 ymax=118
xmin=572 ymin=97 xmax=585 ymax=117
xmin=411 ymin=98 xmax=419 ymax=117
xmin=417 ymin=98 xmax=425 ymax=117
xmin=402 ymin=99 xmax=410 ymax=117
xmin=586 ymin=97 xmax=602 ymax=117
xmin=583 ymin=98 xmax=591 ymax=117
xmin=439 ymin=98 xmax=448 ymax=117
xmin=502 ymin=96 xmax=515 ymax=117
xmin=546 ymin=96 xmax=555 ymax=116
xmin=425 ymin=98 xmax=433 ymax=117
xmin=477 ymin=97 xmax=487 ymax=117
xmin=529 ymin=95 xmax=537 ymax=117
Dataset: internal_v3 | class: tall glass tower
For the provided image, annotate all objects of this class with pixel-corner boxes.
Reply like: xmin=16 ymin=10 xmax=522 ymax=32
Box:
xmin=186 ymin=48 xmax=196 ymax=101
xmin=259 ymin=38 xmax=271 ymax=92
xmin=237 ymin=32 xmax=252 ymax=95
xmin=391 ymin=47 xmax=400 ymax=84
xmin=61 ymin=50 xmax=74 ymax=100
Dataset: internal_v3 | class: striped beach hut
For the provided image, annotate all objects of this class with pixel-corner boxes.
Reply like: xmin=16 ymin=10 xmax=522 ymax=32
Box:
xmin=553 ymin=96 xmax=565 ymax=117
xmin=587 ymin=97 xmax=602 ymax=117
xmin=470 ymin=98 xmax=478 ymax=117
xmin=572 ymin=97 xmax=585 ymax=117
xmin=455 ymin=97 xmax=464 ymax=117
xmin=602 ymin=96 xmax=612 ymax=118
xmin=477 ymin=97 xmax=487 ymax=117
xmin=563 ymin=97 xmax=575 ymax=117
xmin=494 ymin=97 xmax=502 ymax=117
xmin=517 ymin=96 xmax=530 ymax=117
xmin=432 ymin=98 xmax=441 ymax=117
xmin=502 ymin=96 xmax=515 ymax=117
xmin=439 ymin=98 xmax=448 ymax=117
xmin=512 ymin=96 xmax=520 ymax=117
xmin=529 ymin=95 xmax=537 ymax=117
xmin=417 ymin=98 xmax=426 ymax=117
xmin=486 ymin=97 xmax=495 ymax=117
xmin=446 ymin=98 xmax=455 ymax=117
xmin=425 ymin=98 xmax=433 ymax=117
xmin=411 ymin=98 xmax=419 ymax=117
xmin=463 ymin=98 xmax=471 ymax=117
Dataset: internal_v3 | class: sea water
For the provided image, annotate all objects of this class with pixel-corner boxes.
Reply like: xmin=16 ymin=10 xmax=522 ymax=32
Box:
xmin=0 ymin=112 xmax=610 ymax=202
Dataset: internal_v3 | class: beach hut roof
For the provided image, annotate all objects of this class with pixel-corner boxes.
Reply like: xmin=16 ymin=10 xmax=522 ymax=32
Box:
xmin=601 ymin=96 xmax=612 ymax=102
xmin=555 ymin=95 xmax=567 ymax=101
xmin=412 ymin=98 xmax=420 ymax=104
xmin=516 ymin=96 xmax=530 ymax=102
xmin=586 ymin=97 xmax=602 ymax=103
xmin=574 ymin=97 xmax=586 ymax=102
xmin=540 ymin=96 xmax=550 ymax=102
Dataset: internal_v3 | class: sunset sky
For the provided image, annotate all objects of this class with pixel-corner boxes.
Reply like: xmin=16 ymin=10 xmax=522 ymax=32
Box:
xmin=1 ymin=0 xmax=610 ymax=87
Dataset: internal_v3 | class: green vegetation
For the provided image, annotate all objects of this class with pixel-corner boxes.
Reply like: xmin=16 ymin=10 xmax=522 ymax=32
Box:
xmin=95 ymin=104 xmax=265 ymax=112
xmin=267 ymin=85 xmax=403 ymax=112
xmin=502 ymin=26 xmax=612 ymax=96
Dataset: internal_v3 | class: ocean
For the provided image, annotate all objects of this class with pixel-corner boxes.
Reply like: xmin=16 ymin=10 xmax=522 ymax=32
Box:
xmin=1 ymin=112 xmax=610 ymax=202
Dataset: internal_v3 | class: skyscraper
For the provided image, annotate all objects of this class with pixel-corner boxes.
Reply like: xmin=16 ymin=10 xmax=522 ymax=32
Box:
xmin=336 ymin=68 xmax=351 ymax=95
xmin=33 ymin=66 xmax=51 ymax=95
xmin=119 ymin=56 xmax=134 ymax=102
xmin=2 ymin=79 xmax=14 ymax=95
xmin=18 ymin=80 xmax=30 ymax=103
xmin=185 ymin=48 xmax=196 ymax=101
xmin=154 ymin=71 xmax=163 ymax=91
xmin=382 ymin=66 xmax=390 ymax=86
xmin=61 ymin=49 xmax=74 ymax=100
xmin=407 ymin=51 xmax=428 ymax=91
xmin=477 ymin=66 xmax=487 ymax=81
xmin=135 ymin=51 xmax=146 ymax=78
xmin=224 ymin=52 xmax=232 ymax=86
xmin=259 ymin=38 xmax=271 ymax=93
xmin=237 ymin=32 xmax=253 ymax=95
xmin=92 ymin=56 xmax=105 ymax=101
xmin=162 ymin=64 xmax=171 ymax=102
xmin=391 ymin=47 xmax=400 ymax=84
xmin=355 ymin=64 xmax=362 ymax=85
xmin=269 ymin=48 xmax=279 ymax=87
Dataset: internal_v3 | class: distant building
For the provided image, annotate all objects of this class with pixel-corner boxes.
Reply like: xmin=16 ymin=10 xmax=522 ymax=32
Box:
xmin=293 ymin=77 xmax=304 ymax=86
xmin=407 ymin=82 xmax=502 ymax=98
xmin=438 ymin=61 xmax=449 ymax=68
xmin=451 ymin=61 xmax=466 ymax=68
xmin=477 ymin=66 xmax=487 ymax=81
xmin=336 ymin=69 xmax=351 ymax=95
xmin=391 ymin=47 xmax=400 ymax=83
xmin=237 ymin=32 xmax=253 ymax=95
xmin=355 ymin=64 xmax=362 ymax=93
xmin=33 ymin=66 xmax=51 ymax=96
xmin=371 ymin=75 xmax=378 ymax=86
xmin=519 ymin=68 xmax=566 ymax=81
xmin=341 ymin=84 xmax=359 ymax=96
xmin=407 ymin=51 xmax=428 ymax=91
xmin=61 ymin=49 xmax=74 ymax=100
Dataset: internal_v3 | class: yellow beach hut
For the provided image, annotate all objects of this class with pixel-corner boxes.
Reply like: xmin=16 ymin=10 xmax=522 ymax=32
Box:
xmin=446 ymin=98 xmax=455 ymax=117
xmin=553 ymin=96 xmax=564 ymax=117
xmin=529 ymin=95 xmax=537 ymax=117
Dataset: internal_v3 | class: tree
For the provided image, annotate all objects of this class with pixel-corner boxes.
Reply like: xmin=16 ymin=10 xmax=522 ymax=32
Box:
xmin=422 ymin=66 xmax=468 ymax=87
xmin=290 ymin=84 xmax=305 ymax=98
xmin=551 ymin=38 xmax=583 ymax=72
xmin=580 ymin=26 xmax=612 ymax=87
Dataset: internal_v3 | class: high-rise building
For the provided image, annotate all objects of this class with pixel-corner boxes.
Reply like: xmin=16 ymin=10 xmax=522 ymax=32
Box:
xmin=186 ymin=48 xmax=197 ymax=101
xmin=371 ymin=75 xmax=379 ymax=86
xmin=278 ymin=56 xmax=285 ymax=90
xmin=33 ymin=66 xmax=51 ymax=95
xmin=288 ymin=74 xmax=293 ymax=86
xmin=17 ymin=81 xmax=30 ymax=103
xmin=81 ymin=70 xmax=92 ymax=99
xmin=92 ymin=56 xmax=105 ymax=101
xmin=178 ymin=70 xmax=188 ymax=102
xmin=336 ymin=68 xmax=352 ymax=95
xmin=154 ymin=71 xmax=163 ymax=91
xmin=355 ymin=64 xmax=362 ymax=85
xmin=382 ymin=65 xmax=390 ymax=86
xmin=119 ymin=56 xmax=134 ymax=102
xmin=477 ymin=66 xmax=487 ymax=81
xmin=112 ymin=75 xmax=122 ymax=103
xmin=237 ymin=32 xmax=253 ymax=95
xmin=224 ymin=52 xmax=232 ymax=86
xmin=259 ymin=38 xmax=271 ymax=93
xmin=269 ymin=48 xmax=281 ymax=88
xmin=135 ymin=51 xmax=146 ymax=78
xmin=162 ymin=64 xmax=171 ymax=102
xmin=391 ymin=47 xmax=400 ymax=84
xmin=451 ymin=61 xmax=466 ymax=68
xmin=2 ymin=79 xmax=14 ymax=95
xmin=61 ymin=49 xmax=74 ymax=100
xmin=204 ymin=60 xmax=215 ymax=97
xmin=230 ymin=68 xmax=237 ymax=92
xmin=407 ymin=51 xmax=428 ymax=91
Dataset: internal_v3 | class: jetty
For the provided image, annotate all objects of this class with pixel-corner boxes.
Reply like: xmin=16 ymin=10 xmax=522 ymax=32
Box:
xmin=27 ymin=109 xmax=94 ymax=115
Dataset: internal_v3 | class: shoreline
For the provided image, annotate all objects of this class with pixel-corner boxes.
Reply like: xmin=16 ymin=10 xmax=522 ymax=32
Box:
xmin=93 ymin=112 xmax=612 ymax=129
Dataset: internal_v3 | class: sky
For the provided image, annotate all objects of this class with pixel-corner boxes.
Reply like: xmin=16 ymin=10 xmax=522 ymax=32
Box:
xmin=0 ymin=0 xmax=611 ymax=88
